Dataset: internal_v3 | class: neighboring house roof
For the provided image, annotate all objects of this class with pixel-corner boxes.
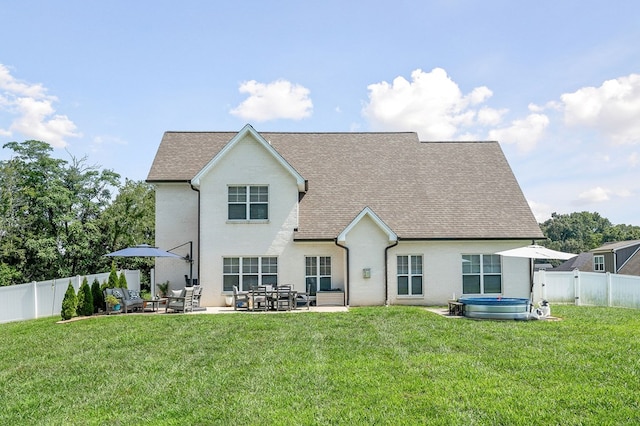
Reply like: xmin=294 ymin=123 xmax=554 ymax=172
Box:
xmin=552 ymin=252 xmax=593 ymax=272
xmin=590 ymin=239 xmax=640 ymax=253
xmin=147 ymin=127 xmax=544 ymax=241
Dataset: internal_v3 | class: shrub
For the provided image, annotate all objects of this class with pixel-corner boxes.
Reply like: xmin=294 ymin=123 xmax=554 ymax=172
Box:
xmin=107 ymin=263 xmax=118 ymax=288
xmin=77 ymin=277 xmax=93 ymax=316
xmin=61 ymin=281 xmax=77 ymax=321
xmin=118 ymin=272 xmax=128 ymax=289
xmin=91 ymin=278 xmax=103 ymax=313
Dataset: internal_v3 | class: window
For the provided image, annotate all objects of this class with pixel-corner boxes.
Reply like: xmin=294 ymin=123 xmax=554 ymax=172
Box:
xmin=228 ymin=185 xmax=268 ymax=220
xmin=223 ymin=256 xmax=277 ymax=291
xmin=594 ymin=255 xmax=605 ymax=272
xmin=305 ymin=256 xmax=331 ymax=296
xmin=462 ymin=254 xmax=501 ymax=294
xmin=397 ymin=255 xmax=423 ymax=296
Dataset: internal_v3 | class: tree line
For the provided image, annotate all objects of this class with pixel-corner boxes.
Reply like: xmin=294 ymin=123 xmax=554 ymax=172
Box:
xmin=0 ymin=140 xmax=154 ymax=286
xmin=539 ymin=212 xmax=640 ymax=254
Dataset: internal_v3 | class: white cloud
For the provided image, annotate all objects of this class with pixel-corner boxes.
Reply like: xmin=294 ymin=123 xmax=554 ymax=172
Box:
xmin=488 ymin=113 xmax=549 ymax=152
xmin=528 ymin=199 xmax=553 ymax=223
xmin=362 ymin=68 xmax=504 ymax=140
xmin=230 ymin=79 xmax=313 ymax=122
xmin=577 ymin=186 xmax=610 ymax=204
xmin=561 ymin=73 xmax=640 ymax=145
xmin=629 ymin=152 xmax=639 ymax=167
xmin=0 ymin=64 xmax=80 ymax=147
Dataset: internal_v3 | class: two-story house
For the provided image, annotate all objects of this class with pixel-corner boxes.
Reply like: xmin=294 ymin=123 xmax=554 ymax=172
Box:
xmin=146 ymin=124 xmax=543 ymax=307
xmin=590 ymin=240 xmax=640 ymax=276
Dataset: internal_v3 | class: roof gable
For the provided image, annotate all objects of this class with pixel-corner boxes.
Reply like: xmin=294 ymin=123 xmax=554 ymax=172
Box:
xmin=190 ymin=124 xmax=306 ymax=191
xmin=337 ymin=207 xmax=398 ymax=243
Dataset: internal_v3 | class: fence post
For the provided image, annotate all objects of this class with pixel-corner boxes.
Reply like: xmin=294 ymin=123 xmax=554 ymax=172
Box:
xmin=573 ymin=269 xmax=581 ymax=306
xmin=606 ymin=272 xmax=612 ymax=307
xmin=33 ymin=281 xmax=38 ymax=320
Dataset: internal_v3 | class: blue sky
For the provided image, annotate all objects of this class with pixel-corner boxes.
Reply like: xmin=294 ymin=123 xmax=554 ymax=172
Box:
xmin=1 ymin=0 xmax=639 ymax=226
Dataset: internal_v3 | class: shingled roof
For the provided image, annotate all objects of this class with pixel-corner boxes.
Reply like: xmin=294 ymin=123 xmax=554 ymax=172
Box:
xmin=147 ymin=129 xmax=544 ymax=241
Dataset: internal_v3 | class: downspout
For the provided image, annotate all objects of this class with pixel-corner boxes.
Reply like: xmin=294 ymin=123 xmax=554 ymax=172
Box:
xmin=384 ymin=240 xmax=399 ymax=306
xmin=190 ymin=183 xmax=201 ymax=283
xmin=334 ymin=239 xmax=350 ymax=306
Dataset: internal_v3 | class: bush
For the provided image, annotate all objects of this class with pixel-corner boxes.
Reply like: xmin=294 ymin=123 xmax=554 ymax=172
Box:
xmin=107 ymin=263 xmax=118 ymax=288
xmin=77 ymin=277 xmax=93 ymax=316
xmin=118 ymin=272 xmax=128 ymax=289
xmin=91 ymin=278 xmax=103 ymax=313
xmin=61 ymin=281 xmax=77 ymax=321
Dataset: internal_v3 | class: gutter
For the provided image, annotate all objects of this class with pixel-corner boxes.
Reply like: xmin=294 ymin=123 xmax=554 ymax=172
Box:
xmin=334 ymin=239 xmax=350 ymax=306
xmin=190 ymin=183 xmax=201 ymax=282
xmin=384 ymin=240 xmax=399 ymax=306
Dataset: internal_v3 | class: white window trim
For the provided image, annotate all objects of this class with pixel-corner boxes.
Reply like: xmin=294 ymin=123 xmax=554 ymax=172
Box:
xmin=397 ymin=254 xmax=424 ymax=297
xmin=593 ymin=255 xmax=605 ymax=272
xmin=222 ymin=256 xmax=278 ymax=292
xmin=305 ymin=256 xmax=332 ymax=294
xmin=462 ymin=254 xmax=502 ymax=295
xmin=227 ymin=185 xmax=269 ymax=222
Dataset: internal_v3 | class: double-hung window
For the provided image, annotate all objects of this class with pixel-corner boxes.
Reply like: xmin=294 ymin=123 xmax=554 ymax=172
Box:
xmin=228 ymin=185 xmax=268 ymax=220
xmin=593 ymin=255 xmax=605 ymax=272
xmin=462 ymin=254 xmax=502 ymax=294
xmin=223 ymin=256 xmax=277 ymax=291
xmin=305 ymin=256 xmax=331 ymax=296
xmin=397 ymin=255 xmax=423 ymax=296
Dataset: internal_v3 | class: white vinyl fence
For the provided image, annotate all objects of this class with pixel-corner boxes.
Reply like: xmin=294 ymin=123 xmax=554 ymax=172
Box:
xmin=0 ymin=270 xmax=140 ymax=324
xmin=534 ymin=270 xmax=640 ymax=309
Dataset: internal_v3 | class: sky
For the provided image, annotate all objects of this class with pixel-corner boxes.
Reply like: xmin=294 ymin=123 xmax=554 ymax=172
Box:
xmin=1 ymin=0 xmax=639 ymax=226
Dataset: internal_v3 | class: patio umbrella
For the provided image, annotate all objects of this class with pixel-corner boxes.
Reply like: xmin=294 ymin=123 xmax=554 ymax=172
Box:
xmin=104 ymin=244 xmax=183 ymax=258
xmin=495 ymin=244 xmax=577 ymax=302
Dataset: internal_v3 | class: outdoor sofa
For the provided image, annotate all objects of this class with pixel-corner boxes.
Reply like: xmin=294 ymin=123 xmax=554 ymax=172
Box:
xmin=104 ymin=287 xmax=144 ymax=313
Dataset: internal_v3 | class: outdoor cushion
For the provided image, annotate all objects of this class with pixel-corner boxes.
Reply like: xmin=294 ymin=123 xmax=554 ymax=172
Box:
xmin=112 ymin=289 xmax=123 ymax=298
xmin=171 ymin=289 xmax=184 ymax=298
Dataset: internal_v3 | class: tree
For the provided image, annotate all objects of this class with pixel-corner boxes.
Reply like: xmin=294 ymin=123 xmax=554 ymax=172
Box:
xmin=77 ymin=277 xmax=93 ymax=316
xmin=98 ymin=179 xmax=155 ymax=288
xmin=118 ymin=271 xmax=128 ymax=289
xmin=540 ymin=211 xmax=640 ymax=253
xmin=107 ymin=263 xmax=119 ymax=288
xmin=0 ymin=140 xmax=120 ymax=283
xmin=91 ymin=277 xmax=103 ymax=313
xmin=61 ymin=281 xmax=77 ymax=321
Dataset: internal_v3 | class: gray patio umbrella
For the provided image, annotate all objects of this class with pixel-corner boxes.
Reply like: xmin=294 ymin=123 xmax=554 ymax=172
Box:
xmin=104 ymin=244 xmax=183 ymax=258
xmin=495 ymin=244 xmax=577 ymax=302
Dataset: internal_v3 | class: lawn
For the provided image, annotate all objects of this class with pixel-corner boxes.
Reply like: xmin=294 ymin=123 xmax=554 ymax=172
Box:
xmin=1 ymin=305 xmax=639 ymax=425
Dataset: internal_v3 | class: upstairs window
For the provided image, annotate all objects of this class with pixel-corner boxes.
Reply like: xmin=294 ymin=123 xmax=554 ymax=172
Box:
xmin=594 ymin=255 xmax=605 ymax=272
xmin=228 ymin=185 xmax=268 ymax=220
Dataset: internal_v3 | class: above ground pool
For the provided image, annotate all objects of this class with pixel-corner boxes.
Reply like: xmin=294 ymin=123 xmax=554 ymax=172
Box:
xmin=459 ymin=297 xmax=531 ymax=320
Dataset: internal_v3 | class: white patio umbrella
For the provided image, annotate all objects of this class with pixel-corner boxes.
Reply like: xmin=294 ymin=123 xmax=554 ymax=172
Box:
xmin=495 ymin=244 xmax=577 ymax=302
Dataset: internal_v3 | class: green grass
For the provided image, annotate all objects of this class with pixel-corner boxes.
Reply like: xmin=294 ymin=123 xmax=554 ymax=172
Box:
xmin=1 ymin=306 xmax=639 ymax=425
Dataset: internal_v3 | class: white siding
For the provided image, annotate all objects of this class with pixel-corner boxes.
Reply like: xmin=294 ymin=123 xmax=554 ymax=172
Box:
xmin=154 ymin=183 xmax=199 ymax=292
xmin=198 ymin=134 xmax=301 ymax=305
xmin=345 ymin=214 xmax=389 ymax=306
xmin=387 ymin=240 xmax=532 ymax=305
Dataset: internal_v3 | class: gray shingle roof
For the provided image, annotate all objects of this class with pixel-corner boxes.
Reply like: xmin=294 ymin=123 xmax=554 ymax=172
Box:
xmin=147 ymin=130 xmax=544 ymax=240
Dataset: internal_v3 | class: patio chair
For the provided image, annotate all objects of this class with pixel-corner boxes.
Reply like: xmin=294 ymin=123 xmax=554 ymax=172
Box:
xmin=233 ymin=285 xmax=249 ymax=311
xmin=165 ymin=287 xmax=194 ymax=313
xmin=272 ymin=285 xmax=294 ymax=311
xmin=192 ymin=285 xmax=202 ymax=308
xmin=250 ymin=286 xmax=268 ymax=312
xmin=295 ymin=284 xmax=311 ymax=310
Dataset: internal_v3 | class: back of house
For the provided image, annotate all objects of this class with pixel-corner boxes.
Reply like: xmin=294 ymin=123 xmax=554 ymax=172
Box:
xmin=147 ymin=124 xmax=543 ymax=307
